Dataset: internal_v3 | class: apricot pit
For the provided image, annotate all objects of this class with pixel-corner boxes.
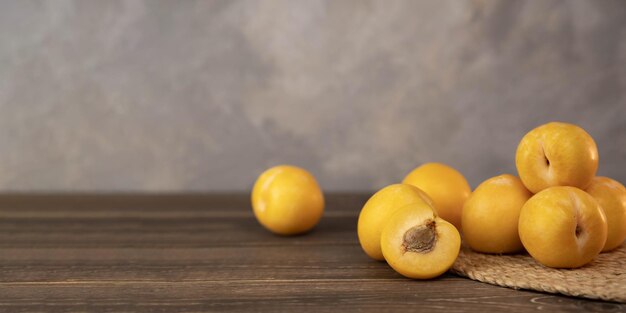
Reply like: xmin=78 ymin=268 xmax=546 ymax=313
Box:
xmin=402 ymin=221 xmax=436 ymax=253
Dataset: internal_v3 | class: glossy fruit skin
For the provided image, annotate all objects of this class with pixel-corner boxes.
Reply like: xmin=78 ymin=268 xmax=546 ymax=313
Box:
xmin=251 ymin=165 xmax=324 ymax=235
xmin=518 ymin=186 xmax=607 ymax=268
xmin=381 ymin=202 xmax=461 ymax=279
xmin=586 ymin=177 xmax=626 ymax=252
xmin=516 ymin=122 xmax=598 ymax=194
xmin=462 ymin=174 xmax=531 ymax=253
xmin=402 ymin=162 xmax=471 ymax=230
xmin=357 ymin=184 xmax=434 ymax=260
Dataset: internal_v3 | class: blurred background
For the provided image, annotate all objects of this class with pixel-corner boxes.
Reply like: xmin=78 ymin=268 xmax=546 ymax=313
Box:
xmin=0 ymin=0 xmax=624 ymax=192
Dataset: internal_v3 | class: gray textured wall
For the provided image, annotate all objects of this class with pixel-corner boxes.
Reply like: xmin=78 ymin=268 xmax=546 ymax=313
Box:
xmin=0 ymin=0 xmax=624 ymax=192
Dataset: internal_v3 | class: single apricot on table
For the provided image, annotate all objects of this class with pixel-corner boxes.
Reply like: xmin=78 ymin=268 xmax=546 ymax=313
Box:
xmin=357 ymin=184 xmax=434 ymax=261
xmin=462 ymin=174 xmax=532 ymax=254
xmin=402 ymin=162 xmax=471 ymax=229
xmin=516 ymin=122 xmax=598 ymax=194
xmin=518 ymin=186 xmax=607 ymax=268
xmin=381 ymin=202 xmax=461 ymax=279
xmin=251 ymin=165 xmax=324 ymax=235
xmin=585 ymin=177 xmax=626 ymax=252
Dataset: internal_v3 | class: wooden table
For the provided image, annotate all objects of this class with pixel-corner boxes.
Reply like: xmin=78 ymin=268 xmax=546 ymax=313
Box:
xmin=0 ymin=194 xmax=623 ymax=312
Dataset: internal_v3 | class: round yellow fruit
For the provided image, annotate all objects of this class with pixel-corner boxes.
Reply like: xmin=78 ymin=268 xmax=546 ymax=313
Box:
xmin=251 ymin=165 xmax=324 ymax=235
xmin=381 ymin=202 xmax=461 ymax=279
xmin=585 ymin=177 xmax=626 ymax=252
xmin=518 ymin=186 xmax=607 ymax=268
xmin=516 ymin=122 xmax=598 ymax=194
xmin=357 ymin=184 xmax=434 ymax=260
xmin=462 ymin=174 xmax=532 ymax=253
xmin=402 ymin=162 xmax=471 ymax=229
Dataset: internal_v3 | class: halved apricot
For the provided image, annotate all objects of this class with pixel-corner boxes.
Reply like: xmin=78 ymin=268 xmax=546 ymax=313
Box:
xmin=381 ymin=202 xmax=460 ymax=279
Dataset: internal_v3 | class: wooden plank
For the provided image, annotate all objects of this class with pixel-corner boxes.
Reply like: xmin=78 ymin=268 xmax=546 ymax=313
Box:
xmin=0 ymin=216 xmax=358 ymax=248
xmin=0 ymin=281 xmax=621 ymax=312
xmin=0 ymin=246 xmax=386 ymax=281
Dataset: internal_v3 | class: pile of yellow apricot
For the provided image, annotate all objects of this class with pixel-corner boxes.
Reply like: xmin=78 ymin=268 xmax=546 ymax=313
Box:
xmin=251 ymin=122 xmax=625 ymax=279
xmin=463 ymin=122 xmax=625 ymax=269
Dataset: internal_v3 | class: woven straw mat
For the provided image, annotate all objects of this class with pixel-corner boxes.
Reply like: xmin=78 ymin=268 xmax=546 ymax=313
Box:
xmin=451 ymin=243 xmax=626 ymax=303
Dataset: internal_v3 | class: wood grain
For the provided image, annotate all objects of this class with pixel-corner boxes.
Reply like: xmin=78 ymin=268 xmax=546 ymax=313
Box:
xmin=0 ymin=194 xmax=622 ymax=312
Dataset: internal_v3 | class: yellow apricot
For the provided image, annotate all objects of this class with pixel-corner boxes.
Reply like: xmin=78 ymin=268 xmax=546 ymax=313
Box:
xmin=402 ymin=162 xmax=471 ymax=229
xmin=516 ymin=122 xmax=598 ymax=193
xmin=585 ymin=177 xmax=626 ymax=252
xmin=462 ymin=174 xmax=531 ymax=253
xmin=381 ymin=202 xmax=461 ymax=279
xmin=251 ymin=165 xmax=324 ymax=235
xmin=357 ymin=184 xmax=434 ymax=260
xmin=519 ymin=186 xmax=607 ymax=268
